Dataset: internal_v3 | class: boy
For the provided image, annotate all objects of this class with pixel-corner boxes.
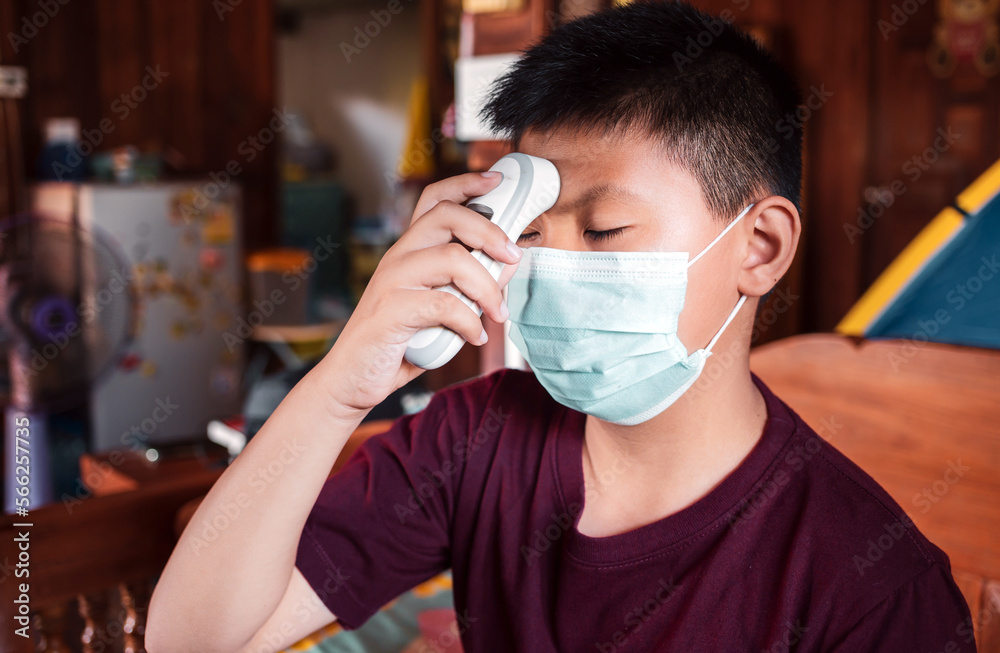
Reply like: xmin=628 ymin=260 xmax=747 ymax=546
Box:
xmin=147 ymin=2 xmax=976 ymax=651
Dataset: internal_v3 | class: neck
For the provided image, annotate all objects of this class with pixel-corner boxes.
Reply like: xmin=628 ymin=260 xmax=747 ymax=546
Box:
xmin=578 ymin=329 xmax=767 ymax=537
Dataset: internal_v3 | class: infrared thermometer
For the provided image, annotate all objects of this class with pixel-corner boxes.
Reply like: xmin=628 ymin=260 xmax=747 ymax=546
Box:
xmin=404 ymin=153 xmax=560 ymax=370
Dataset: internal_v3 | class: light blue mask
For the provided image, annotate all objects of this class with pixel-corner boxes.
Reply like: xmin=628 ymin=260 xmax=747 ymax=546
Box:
xmin=507 ymin=204 xmax=753 ymax=426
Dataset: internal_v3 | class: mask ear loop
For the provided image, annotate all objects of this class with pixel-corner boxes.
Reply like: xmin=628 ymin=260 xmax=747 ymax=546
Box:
xmin=686 ymin=203 xmax=755 ymax=268
xmin=686 ymin=203 xmax=755 ymax=354
xmin=706 ymin=294 xmax=748 ymax=353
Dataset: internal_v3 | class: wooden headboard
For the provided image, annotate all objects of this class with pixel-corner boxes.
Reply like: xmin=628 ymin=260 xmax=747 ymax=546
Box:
xmin=750 ymin=334 xmax=1000 ymax=650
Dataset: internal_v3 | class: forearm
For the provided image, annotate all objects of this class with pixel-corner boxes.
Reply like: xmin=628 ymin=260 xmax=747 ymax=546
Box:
xmin=147 ymin=355 xmax=365 ymax=652
xmin=146 ymin=169 xmax=513 ymax=652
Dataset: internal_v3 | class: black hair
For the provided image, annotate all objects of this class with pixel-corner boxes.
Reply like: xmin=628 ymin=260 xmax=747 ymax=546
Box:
xmin=480 ymin=0 xmax=804 ymax=221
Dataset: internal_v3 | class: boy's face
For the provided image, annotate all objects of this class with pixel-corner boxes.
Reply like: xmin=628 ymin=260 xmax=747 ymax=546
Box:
xmin=517 ymin=125 xmax=753 ymax=353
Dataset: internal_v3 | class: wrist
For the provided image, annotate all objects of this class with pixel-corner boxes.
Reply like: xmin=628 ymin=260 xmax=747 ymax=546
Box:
xmin=307 ymin=349 xmax=373 ymax=426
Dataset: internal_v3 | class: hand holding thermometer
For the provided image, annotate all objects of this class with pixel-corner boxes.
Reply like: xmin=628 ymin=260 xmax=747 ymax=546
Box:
xmin=404 ymin=153 xmax=561 ymax=370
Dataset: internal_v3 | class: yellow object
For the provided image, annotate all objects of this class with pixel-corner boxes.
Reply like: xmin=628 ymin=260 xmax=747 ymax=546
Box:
xmin=397 ymin=76 xmax=434 ymax=181
xmin=462 ymin=0 xmax=525 ymax=12
xmin=141 ymin=360 xmax=157 ymax=378
xmin=956 ymin=158 xmax=1000 ymax=213
xmin=246 ymin=248 xmax=310 ymax=273
xmin=412 ymin=573 xmax=453 ymax=597
xmin=283 ymin=162 xmax=308 ymax=183
xmin=837 ymin=207 xmax=965 ymax=335
xmin=251 ymin=323 xmax=344 ymax=363
xmin=202 ymin=206 xmax=236 ymax=245
xmin=349 ymin=240 xmax=391 ymax=304
xmin=838 ymin=158 xmax=1000 ymax=335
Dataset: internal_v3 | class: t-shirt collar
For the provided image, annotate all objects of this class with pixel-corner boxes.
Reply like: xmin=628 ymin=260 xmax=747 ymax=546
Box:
xmin=550 ymin=373 xmax=799 ymax=566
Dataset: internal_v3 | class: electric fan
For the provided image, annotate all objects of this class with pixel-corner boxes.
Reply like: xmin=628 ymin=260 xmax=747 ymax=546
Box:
xmin=0 ymin=213 xmax=136 ymax=510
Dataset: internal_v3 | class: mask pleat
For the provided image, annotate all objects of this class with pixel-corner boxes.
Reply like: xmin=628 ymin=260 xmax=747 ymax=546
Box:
xmin=503 ymin=208 xmax=751 ymax=424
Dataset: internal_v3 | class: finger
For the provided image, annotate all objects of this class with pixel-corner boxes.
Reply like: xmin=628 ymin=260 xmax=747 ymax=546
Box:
xmin=411 ymin=171 xmax=504 ymax=225
xmin=390 ymin=242 xmax=507 ymax=324
xmin=399 ymin=199 xmax=523 ymax=267
xmin=496 ymin=255 xmax=521 ymax=291
xmin=389 ymin=288 xmax=489 ymax=346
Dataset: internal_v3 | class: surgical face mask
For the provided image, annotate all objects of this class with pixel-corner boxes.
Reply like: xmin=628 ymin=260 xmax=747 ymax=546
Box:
xmin=507 ymin=204 xmax=753 ymax=426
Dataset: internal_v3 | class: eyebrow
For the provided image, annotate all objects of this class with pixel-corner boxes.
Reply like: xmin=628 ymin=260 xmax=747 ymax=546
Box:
xmin=556 ymin=182 xmax=646 ymax=213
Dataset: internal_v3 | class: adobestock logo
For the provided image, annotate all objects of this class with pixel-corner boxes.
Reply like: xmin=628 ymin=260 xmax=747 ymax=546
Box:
xmin=50 ymin=64 xmax=170 ymax=181
xmin=671 ymin=0 xmax=751 ymax=73
xmin=241 ymin=566 xmax=352 ymax=653
xmin=6 ymin=0 xmax=71 ymax=53
xmin=850 ymin=514 xmax=916 ymax=577
xmin=339 ymin=0 xmax=413 ymax=63
xmin=393 ymin=406 xmax=511 ymax=525
xmin=844 ymin=126 xmax=961 ymax=244
xmin=761 ymin=620 xmax=809 ymax=653
xmin=61 ymin=396 xmax=180 ymax=514
xmin=912 ymin=459 xmax=970 ymax=515
xmin=519 ymin=503 xmax=582 ymax=566
xmin=877 ymin=0 xmax=931 ymax=40
xmin=887 ymin=251 xmax=998 ymax=372
xmin=187 ymin=438 xmax=307 ymax=556
xmin=594 ymin=578 xmax=680 ymax=652
xmin=727 ymin=417 xmax=842 ymax=533
xmin=764 ymin=84 xmax=833 ymax=154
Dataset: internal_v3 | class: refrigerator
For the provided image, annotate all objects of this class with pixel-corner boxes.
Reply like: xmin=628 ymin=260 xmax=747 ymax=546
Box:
xmin=31 ymin=181 xmax=245 ymax=453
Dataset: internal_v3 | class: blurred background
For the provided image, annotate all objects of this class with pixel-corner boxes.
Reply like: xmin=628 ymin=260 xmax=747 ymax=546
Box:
xmin=0 ymin=0 xmax=997 ymax=650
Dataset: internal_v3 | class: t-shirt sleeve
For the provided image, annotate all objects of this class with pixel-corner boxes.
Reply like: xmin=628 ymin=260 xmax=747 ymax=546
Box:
xmin=829 ymin=562 xmax=978 ymax=652
xmin=294 ymin=383 xmax=476 ymax=629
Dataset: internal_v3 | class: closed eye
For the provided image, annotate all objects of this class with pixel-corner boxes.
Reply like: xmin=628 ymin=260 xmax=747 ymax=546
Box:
xmin=515 ymin=226 xmax=630 ymax=244
xmin=586 ymin=226 xmax=628 ymax=242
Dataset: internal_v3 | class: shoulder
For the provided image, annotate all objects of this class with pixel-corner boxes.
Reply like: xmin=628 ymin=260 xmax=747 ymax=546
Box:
xmin=759 ymin=383 xmax=962 ymax=625
xmin=420 ymin=368 xmax=568 ymax=491
xmin=372 ymin=368 xmax=559 ymax=475
xmin=812 ymin=431 xmax=946 ymax=576
xmin=432 ymin=366 xmax=549 ymax=407
xmin=423 ymin=367 xmax=555 ymax=434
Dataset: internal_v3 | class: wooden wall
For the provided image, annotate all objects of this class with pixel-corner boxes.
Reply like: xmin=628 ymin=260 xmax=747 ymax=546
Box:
xmin=2 ymin=0 xmax=995 ymax=367
xmin=0 ymin=0 xmax=278 ymax=252
xmin=691 ymin=0 xmax=1000 ymax=334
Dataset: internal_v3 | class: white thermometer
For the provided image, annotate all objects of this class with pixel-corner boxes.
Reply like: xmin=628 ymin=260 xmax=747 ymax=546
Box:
xmin=404 ymin=153 xmax=560 ymax=370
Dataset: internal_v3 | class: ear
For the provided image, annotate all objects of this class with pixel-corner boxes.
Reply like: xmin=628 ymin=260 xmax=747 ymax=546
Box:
xmin=737 ymin=196 xmax=801 ymax=298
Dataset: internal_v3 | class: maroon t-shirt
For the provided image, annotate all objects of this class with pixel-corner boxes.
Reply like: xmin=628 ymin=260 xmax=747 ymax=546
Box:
xmin=295 ymin=368 xmax=976 ymax=651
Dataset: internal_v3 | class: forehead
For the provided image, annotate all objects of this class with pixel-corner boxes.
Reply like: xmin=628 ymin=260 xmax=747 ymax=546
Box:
xmin=517 ymin=126 xmax=709 ymax=216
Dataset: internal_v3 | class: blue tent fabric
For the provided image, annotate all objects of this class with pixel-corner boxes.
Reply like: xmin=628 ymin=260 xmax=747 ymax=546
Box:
xmin=867 ymin=191 xmax=1000 ymax=350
